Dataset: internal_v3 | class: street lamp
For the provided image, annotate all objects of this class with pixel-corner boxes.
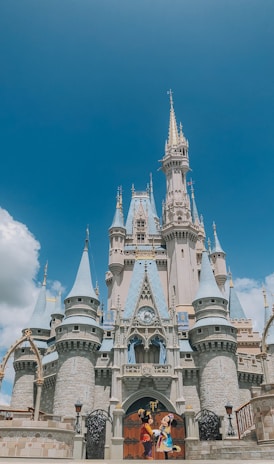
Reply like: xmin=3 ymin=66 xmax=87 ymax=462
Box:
xmin=225 ymin=401 xmax=235 ymax=436
xmin=74 ymin=400 xmax=83 ymax=434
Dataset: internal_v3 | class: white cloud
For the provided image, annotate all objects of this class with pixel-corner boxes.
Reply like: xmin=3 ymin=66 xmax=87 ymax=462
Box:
xmin=0 ymin=207 xmax=66 ymax=404
xmin=234 ymin=273 xmax=274 ymax=334
xmin=0 ymin=207 xmax=41 ymax=352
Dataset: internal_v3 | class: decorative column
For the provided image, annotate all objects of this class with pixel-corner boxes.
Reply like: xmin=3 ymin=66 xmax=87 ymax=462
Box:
xmin=111 ymin=405 xmax=124 ymax=459
xmin=184 ymin=406 xmax=199 ymax=439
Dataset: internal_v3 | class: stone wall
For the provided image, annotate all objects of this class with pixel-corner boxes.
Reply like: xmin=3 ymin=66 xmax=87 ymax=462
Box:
xmin=94 ymin=384 xmax=111 ymax=410
xmin=199 ymin=352 xmax=240 ymax=415
xmin=0 ymin=419 xmax=74 ymax=459
xmin=53 ymin=351 xmax=95 ymax=417
xmin=40 ymin=375 xmax=56 ymax=414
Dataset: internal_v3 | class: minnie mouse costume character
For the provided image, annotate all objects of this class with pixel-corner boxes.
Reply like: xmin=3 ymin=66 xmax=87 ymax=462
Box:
xmin=156 ymin=413 xmax=181 ymax=460
xmin=138 ymin=408 xmax=154 ymax=460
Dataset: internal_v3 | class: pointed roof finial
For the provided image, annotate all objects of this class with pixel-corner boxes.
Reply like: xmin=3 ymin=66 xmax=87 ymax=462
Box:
xmin=188 ymin=178 xmax=200 ymax=224
xmin=116 ymin=187 xmax=120 ymax=208
xmin=42 ymin=261 xmax=48 ymax=286
xmin=131 ymin=183 xmax=135 ymax=196
xmin=150 ymin=172 xmax=153 ymax=193
xmin=179 ymin=121 xmax=187 ymax=145
xmin=149 ymin=173 xmax=158 ymax=218
xmin=212 ymin=222 xmax=225 ymax=253
xmin=119 ymin=185 xmax=123 ymax=208
xmin=168 ymin=88 xmax=174 ymax=107
xmin=263 ymin=287 xmax=268 ymax=308
xmin=95 ymin=281 xmax=99 ymax=297
xmin=228 ymin=268 xmax=233 ymax=288
xmin=85 ymin=225 xmax=89 ymax=251
xmin=110 ymin=189 xmax=125 ymax=229
xmin=229 ymin=271 xmax=234 ymax=289
xmin=167 ymin=89 xmax=179 ymax=147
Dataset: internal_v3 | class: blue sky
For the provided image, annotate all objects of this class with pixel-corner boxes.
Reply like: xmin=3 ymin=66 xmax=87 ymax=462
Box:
xmin=0 ymin=0 xmax=274 ymax=374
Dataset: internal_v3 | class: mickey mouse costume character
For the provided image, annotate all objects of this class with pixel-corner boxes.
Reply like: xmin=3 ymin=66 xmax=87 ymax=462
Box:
xmin=138 ymin=408 xmax=154 ymax=460
xmin=156 ymin=413 xmax=181 ymax=460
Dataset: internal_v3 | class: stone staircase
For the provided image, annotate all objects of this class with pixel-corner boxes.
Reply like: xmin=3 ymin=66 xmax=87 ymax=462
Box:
xmin=185 ymin=438 xmax=274 ymax=460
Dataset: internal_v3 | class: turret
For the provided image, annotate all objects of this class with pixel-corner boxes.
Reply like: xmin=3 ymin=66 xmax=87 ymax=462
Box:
xmin=11 ymin=264 xmax=50 ymax=409
xmin=50 ymin=291 xmax=65 ymax=337
xmin=53 ymin=230 xmax=103 ymax=417
xmin=189 ymin=251 xmax=239 ymax=415
xmin=108 ymin=187 xmax=126 ymax=275
xmin=209 ymin=222 xmax=227 ymax=292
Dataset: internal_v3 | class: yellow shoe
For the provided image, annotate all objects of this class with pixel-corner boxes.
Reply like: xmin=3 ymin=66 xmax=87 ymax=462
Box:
xmin=172 ymin=445 xmax=181 ymax=452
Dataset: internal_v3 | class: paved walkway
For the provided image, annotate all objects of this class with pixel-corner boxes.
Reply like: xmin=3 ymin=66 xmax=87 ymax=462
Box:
xmin=1 ymin=460 xmax=274 ymax=464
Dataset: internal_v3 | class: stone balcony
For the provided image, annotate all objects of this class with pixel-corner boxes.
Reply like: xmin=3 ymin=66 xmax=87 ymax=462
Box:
xmin=121 ymin=363 xmax=173 ymax=390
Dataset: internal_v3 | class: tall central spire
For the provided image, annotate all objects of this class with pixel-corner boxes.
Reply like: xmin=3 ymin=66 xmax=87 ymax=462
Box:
xmin=167 ymin=89 xmax=179 ymax=147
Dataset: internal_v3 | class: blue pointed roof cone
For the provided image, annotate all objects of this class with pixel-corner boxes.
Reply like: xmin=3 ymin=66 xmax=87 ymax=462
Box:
xmin=66 ymin=229 xmax=98 ymax=301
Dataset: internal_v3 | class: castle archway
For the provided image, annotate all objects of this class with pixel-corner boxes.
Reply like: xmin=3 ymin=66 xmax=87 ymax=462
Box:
xmin=123 ymin=393 xmax=185 ymax=460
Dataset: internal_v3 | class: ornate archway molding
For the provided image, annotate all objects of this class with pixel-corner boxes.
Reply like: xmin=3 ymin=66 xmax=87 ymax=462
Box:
xmin=0 ymin=329 xmax=44 ymax=420
xmin=122 ymin=388 xmax=176 ymax=414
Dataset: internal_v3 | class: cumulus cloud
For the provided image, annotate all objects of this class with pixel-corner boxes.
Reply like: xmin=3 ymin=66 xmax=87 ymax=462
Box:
xmin=0 ymin=207 xmax=41 ymax=350
xmin=0 ymin=208 xmax=64 ymax=404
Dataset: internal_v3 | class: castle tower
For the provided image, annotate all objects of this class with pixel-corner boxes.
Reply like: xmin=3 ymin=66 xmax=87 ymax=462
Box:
xmin=108 ymin=188 xmax=126 ymax=308
xmin=189 ymin=251 xmax=239 ymax=415
xmin=210 ymin=222 xmax=227 ymax=293
xmin=161 ymin=92 xmax=204 ymax=308
xmin=53 ymin=230 xmax=103 ymax=416
xmin=11 ymin=264 xmax=50 ymax=409
xmin=50 ymin=291 xmax=64 ymax=338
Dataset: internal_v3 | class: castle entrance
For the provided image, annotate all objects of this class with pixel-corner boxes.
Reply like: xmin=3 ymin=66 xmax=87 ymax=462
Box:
xmin=123 ymin=410 xmax=185 ymax=460
xmin=85 ymin=409 xmax=112 ymax=459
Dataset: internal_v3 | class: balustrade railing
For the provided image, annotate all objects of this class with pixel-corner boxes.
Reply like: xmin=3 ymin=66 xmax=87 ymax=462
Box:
xmin=235 ymin=401 xmax=254 ymax=438
xmin=123 ymin=363 xmax=171 ymax=376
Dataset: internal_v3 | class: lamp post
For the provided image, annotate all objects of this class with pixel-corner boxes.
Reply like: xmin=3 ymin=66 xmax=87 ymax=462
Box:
xmin=225 ymin=401 xmax=235 ymax=436
xmin=74 ymin=400 xmax=83 ymax=434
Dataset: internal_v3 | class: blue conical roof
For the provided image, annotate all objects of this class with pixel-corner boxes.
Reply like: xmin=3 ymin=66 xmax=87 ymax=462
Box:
xmin=194 ymin=251 xmax=224 ymax=301
xmin=212 ymin=222 xmax=225 ymax=253
xmin=29 ymin=266 xmax=50 ymax=329
xmin=110 ymin=206 xmax=124 ymax=229
xmin=66 ymin=234 xmax=98 ymax=300
xmin=228 ymin=282 xmax=247 ymax=319
xmin=110 ymin=189 xmax=125 ymax=229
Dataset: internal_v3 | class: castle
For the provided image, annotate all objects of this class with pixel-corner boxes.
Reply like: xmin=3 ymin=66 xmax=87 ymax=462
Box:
xmin=2 ymin=93 xmax=274 ymax=460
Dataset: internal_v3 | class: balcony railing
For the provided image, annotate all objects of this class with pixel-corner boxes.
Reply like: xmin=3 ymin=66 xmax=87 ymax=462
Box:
xmin=122 ymin=363 xmax=171 ymax=377
xmin=235 ymin=401 xmax=254 ymax=438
